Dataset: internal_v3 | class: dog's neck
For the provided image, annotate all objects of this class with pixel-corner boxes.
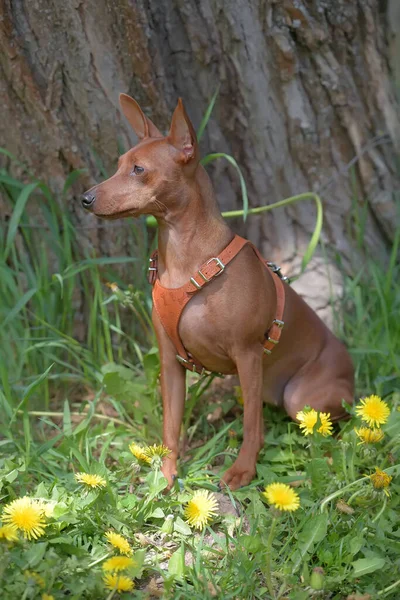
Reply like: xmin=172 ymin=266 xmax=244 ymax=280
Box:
xmin=156 ymin=166 xmax=232 ymax=287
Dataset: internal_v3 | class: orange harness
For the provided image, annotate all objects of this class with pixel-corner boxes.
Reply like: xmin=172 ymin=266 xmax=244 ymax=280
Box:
xmin=148 ymin=235 xmax=286 ymax=376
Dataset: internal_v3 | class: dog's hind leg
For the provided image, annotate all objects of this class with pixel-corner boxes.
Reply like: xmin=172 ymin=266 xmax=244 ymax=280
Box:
xmin=283 ymin=361 xmax=354 ymax=423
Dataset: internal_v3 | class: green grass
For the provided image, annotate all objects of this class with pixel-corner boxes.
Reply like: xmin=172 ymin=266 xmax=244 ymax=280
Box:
xmin=0 ymin=161 xmax=155 ymax=407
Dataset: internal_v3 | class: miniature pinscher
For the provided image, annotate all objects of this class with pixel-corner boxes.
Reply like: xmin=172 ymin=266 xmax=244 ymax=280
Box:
xmin=82 ymin=94 xmax=354 ymax=490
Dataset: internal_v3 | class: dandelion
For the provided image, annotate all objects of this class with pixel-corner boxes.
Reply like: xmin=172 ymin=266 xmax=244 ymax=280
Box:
xmin=103 ymin=573 xmax=134 ymax=592
xmin=129 ymin=442 xmax=151 ymax=464
xmin=263 ymin=483 xmax=300 ymax=512
xmin=75 ymin=472 xmax=107 ymax=488
xmin=355 ymin=395 xmax=390 ymax=428
xmin=105 ymin=530 xmax=132 ymax=555
xmin=370 ymin=467 xmax=392 ymax=495
xmin=296 ymin=409 xmax=333 ymax=437
xmin=263 ymin=482 xmax=300 ymax=599
xmin=42 ymin=595 xmax=54 ymax=600
xmin=355 ymin=427 xmax=384 ymax=444
xmin=142 ymin=444 xmax=171 ymax=460
xmin=0 ymin=524 xmax=18 ymax=541
xmin=2 ymin=497 xmax=46 ymax=540
xmin=102 ymin=556 xmax=135 ymax=572
xmin=184 ymin=490 xmax=218 ymax=530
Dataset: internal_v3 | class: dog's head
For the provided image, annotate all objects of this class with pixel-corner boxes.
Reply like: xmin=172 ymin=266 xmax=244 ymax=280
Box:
xmin=82 ymin=95 xmax=199 ymax=219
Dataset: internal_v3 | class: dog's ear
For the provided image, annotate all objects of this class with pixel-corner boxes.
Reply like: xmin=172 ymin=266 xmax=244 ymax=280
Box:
xmin=119 ymin=94 xmax=162 ymax=139
xmin=168 ymin=98 xmax=198 ymax=165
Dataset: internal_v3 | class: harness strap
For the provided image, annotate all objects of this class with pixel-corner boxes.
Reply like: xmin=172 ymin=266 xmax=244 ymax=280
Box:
xmin=150 ymin=235 xmax=286 ymax=375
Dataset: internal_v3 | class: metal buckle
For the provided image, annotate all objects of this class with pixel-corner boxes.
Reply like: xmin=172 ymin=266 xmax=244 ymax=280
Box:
xmin=267 ymin=261 xmax=280 ymax=273
xmin=267 ymin=262 xmax=290 ymax=284
xmin=176 ymin=355 xmax=205 ymax=376
xmin=198 ymin=257 xmax=225 ymax=282
xmin=148 ymin=257 xmax=157 ymax=272
xmin=273 ymin=319 xmax=284 ymax=329
xmin=190 ymin=277 xmax=202 ymax=290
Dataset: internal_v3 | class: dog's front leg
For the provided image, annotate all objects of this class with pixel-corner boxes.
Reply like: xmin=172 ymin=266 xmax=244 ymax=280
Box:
xmin=153 ymin=309 xmax=186 ymax=487
xmin=221 ymin=347 xmax=264 ymax=490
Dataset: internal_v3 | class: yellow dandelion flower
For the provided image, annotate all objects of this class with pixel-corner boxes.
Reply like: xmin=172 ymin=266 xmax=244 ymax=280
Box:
xmin=102 ymin=556 xmax=135 ymax=572
xmin=317 ymin=412 xmax=334 ymax=436
xmin=75 ymin=472 xmax=107 ymax=488
xmin=142 ymin=444 xmax=171 ymax=460
xmin=0 ymin=524 xmax=18 ymax=541
xmin=42 ymin=594 xmax=54 ymax=600
xmin=24 ymin=570 xmax=45 ymax=587
xmin=129 ymin=442 xmax=151 ymax=464
xmin=263 ymin=483 xmax=300 ymax=512
xmin=2 ymin=497 xmax=46 ymax=540
xmin=105 ymin=530 xmax=132 ymax=555
xmin=370 ymin=467 xmax=392 ymax=495
xmin=184 ymin=490 xmax=218 ymax=530
xmin=103 ymin=573 xmax=134 ymax=592
xmin=296 ymin=409 xmax=333 ymax=437
xmin=297 ymin=409 xmax=317 ymax=434
xmin=355 ymin=427 xmax=384 ymax=444
xmin=355 ymin=395 xmax=390 ymax=428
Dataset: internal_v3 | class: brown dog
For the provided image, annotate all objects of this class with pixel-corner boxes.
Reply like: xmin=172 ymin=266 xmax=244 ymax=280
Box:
xmin=82 ymin=94 xmax=354 ymax=490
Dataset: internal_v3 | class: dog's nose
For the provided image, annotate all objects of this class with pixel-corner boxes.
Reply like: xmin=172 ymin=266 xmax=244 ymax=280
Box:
xmin=81 ymin=191 xmax=96 ymax=209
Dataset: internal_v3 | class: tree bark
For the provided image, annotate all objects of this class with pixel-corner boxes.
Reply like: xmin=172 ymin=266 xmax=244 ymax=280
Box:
xmin=1 ymin=0 xmax=399 ymax=324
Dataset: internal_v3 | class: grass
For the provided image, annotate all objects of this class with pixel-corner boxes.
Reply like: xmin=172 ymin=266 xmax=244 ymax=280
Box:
xmin=0 ymin=100 xmax=399 ymax=598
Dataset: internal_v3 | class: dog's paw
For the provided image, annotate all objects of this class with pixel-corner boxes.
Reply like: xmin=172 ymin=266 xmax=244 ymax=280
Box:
xmin=161 ymin=459 xmax=178 ymax=491
xmin=220 ymin=461 xmax=256 ymax=491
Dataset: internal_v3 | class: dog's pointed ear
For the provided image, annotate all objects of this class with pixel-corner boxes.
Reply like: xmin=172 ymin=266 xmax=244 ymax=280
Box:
xmin=168 ymin=98 xmax=198 ymax=164
xmin=119 ymin=93 xmax=162 ymax=139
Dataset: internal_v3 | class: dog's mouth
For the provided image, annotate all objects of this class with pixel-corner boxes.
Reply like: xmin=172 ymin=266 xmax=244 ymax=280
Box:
xmin=94 ymin=208 xmax=140 ymax=220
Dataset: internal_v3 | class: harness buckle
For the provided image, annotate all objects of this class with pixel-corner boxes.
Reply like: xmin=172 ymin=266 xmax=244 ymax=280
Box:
xmin=176 ymin=354 xmax=205 ymax=376
xmin=267 ymin=262 xmax=290 ymax=284
xmin=273 ymin=319 xmax=284 ymax=329
xmin=148 ymin=256 xmax=157 ymax=274
xmin=198 ymin=257 xmax=225 ymax=282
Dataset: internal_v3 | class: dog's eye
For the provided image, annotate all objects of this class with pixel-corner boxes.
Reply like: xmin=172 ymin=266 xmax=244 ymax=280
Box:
xmin=132 ymin=165 xmax=144 ymax=175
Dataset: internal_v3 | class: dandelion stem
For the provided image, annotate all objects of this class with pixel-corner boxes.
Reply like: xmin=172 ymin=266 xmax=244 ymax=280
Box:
xmin=372 ymin=495 xmax=387 ymax=524
xmin=320 ymin=464 xmax=400 ymax=512
xmin=377 ymin=577 xmax=400 ymax=596
xmin=348 ymin=439 xmax=356 ymax=482
xmin=265 ymin=517 xmax=278 ymax=599
xmin=320 ymin=476 xmax=370 ymax=512
xmin=347 ymin=489 xmax=365 ymax=505
xmin=105 ymin=589 xmax=117 ymax=600
xmin=88 ymin=552 xmax=111 ymax=569
xmin=341 ymin=442 xmax=348 ymax=483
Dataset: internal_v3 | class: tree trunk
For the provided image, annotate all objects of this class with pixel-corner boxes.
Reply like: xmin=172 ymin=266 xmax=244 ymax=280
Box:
xmin=1 ymin=0 xmax=399 ymax=324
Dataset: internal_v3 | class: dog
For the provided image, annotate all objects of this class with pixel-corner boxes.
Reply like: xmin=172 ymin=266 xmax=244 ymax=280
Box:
xmin=82 ymin=93 xmax=354 ymax=490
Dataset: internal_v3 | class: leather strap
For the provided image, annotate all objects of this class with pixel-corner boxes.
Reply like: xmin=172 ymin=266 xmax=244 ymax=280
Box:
xmin=150 ymin=235 xmax=286 ymax=375
xmin=249 ymin=245 xmax=285 ymax=355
